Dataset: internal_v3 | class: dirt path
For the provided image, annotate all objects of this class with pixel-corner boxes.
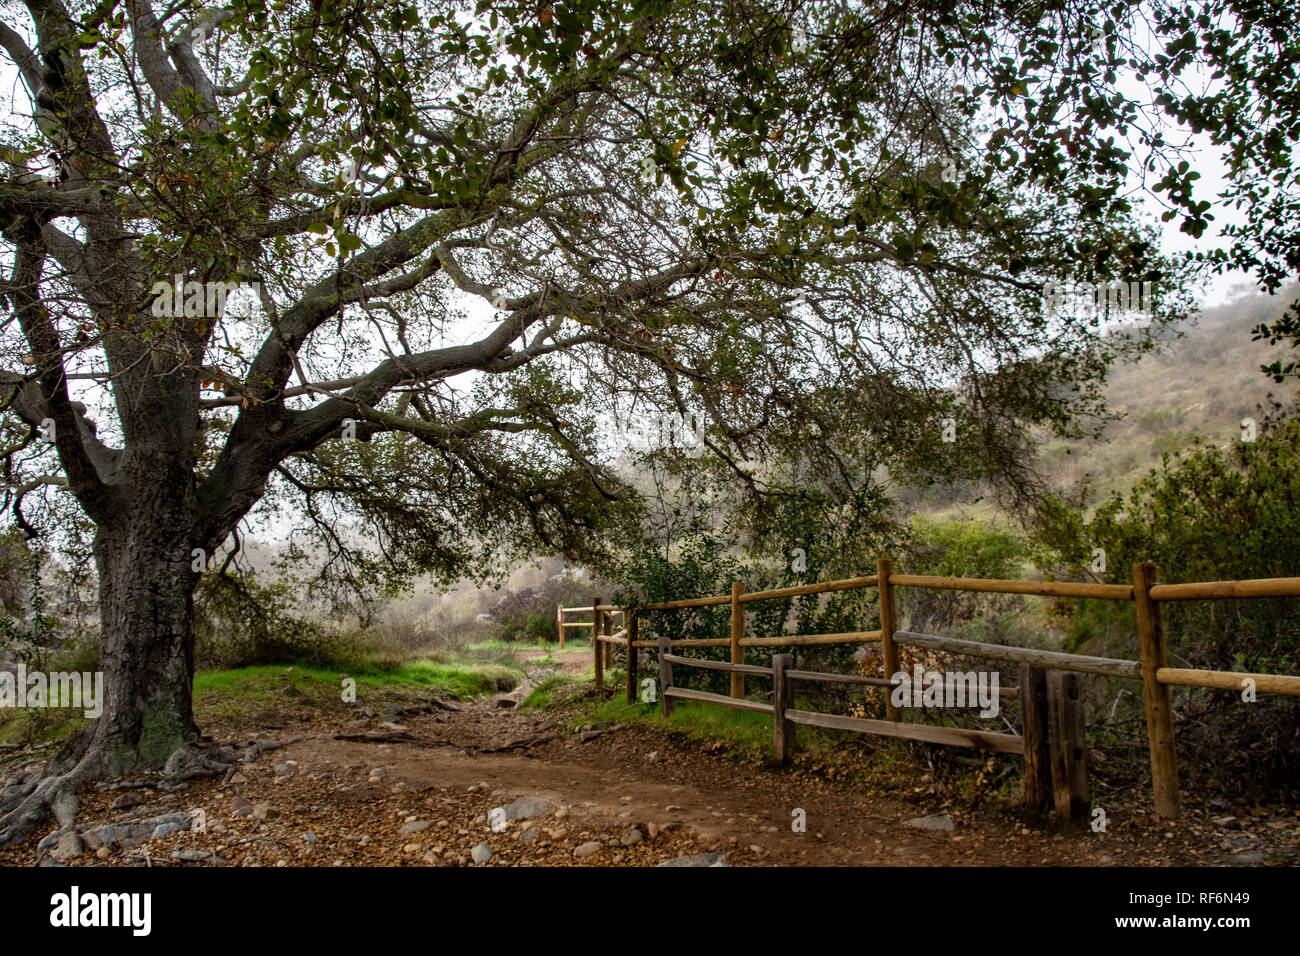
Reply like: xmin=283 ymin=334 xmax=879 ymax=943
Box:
xmin=3 ymin=665 xmax=1296 ymax=867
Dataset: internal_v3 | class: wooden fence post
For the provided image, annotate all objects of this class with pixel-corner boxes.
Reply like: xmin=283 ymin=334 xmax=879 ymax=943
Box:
xmin=1047 ymin=670 xmax=1090 ymax=825
xmin=1132 ymin=561 xmax=1180 ymax=819
xmin=556 ymin=603 xmax=564 ymax=650
xmin=606 ymin=611 xmax=615 ymax=669
xmin=658 ymin=631 xmax=674 ymax=717
xmin=626 ymin=610 xmax=639 ymax=705
xmin=730 ymin=581 xmax=746 ymax=699
xmin=877 ymin=556 xmax=900 ymax=721
xmin=593 ymin=596 xmax=603 ymax=690
xmin=1018 ymin=664 xmax=1051 ymax=812
xmin=772 ymin=653 xmax=796 ymax=764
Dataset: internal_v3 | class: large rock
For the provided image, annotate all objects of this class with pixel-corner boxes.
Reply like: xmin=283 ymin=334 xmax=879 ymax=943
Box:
xmin=37 ymin=827 xmax=74 ymax=851
xmin=401 ymin=820 xmax=432 ymax=835
xmin=573 ymin=841 xmax=603 ymax=859
xmin=503 ymin=796 xmax=553 ymax=821
xmin=658 ymin=852 xmax=728 ymax=867
xmin=83 ymin=812 xmax=192 ymax=849
xmin=50 ymin=832 xmax=85 ymax=860
xmin=905 ymin=814 xmax=955 ymax=832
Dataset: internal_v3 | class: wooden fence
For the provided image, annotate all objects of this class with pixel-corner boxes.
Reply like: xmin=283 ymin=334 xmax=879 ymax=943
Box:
xmin=568 ymin=560 xmax=1300 ymax=822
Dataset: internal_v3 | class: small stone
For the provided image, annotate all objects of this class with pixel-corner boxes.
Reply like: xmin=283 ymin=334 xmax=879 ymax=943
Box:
xmin=573 ymin=841 xmax=602 ymax=859
xmin=403 ymin=843 xmax=421 ymax=854
xmin=471 ymin=843 xmax=493 ymax=864
xmin=51 ymin=832 xmax=85 ymax=860
xmin=252 ymin=803 xmax=278 ymax=821
xmin=231 ymin=797 xmax=254 ymax=817
xmin=646 ymin=751 xmax=659 ymax=763
xmin=359 ymin=835 xmax=371 ymax=846
xmin=422 ymin=851 xmax=439 ymax=864
xmin=401 ymin=820 xmax=432 ymax=835
xmin=227 ymin=772 xmax=248 ymax=785
xmin=519 ymin=829 xmax=539 ymax=845
xmin=95 ymin=847 xmax=110 ymax=859
xmin=621 ymin=828 xmax=643 ymax=846
xmin=1213 ymin=816 xmax=1237 ymax=827
xmin=303 ymin=833 xmax=318 ymax=845
xmin=749 ymin=844 xmax=763 ymax=854
xmin=274 ymin=762 xmax=297 ymax=778
xmin=111 ymin=792 xmax=144 ymax=811
xmin=647 ymin=822 xmax=660 ymax=839
xmin=171 ymin=849 xmax=211 ymax=862
xmin=554 ymin=808 xmax=568 ymax=819
xmin=281 ymin=685 xmax=303 ymax=698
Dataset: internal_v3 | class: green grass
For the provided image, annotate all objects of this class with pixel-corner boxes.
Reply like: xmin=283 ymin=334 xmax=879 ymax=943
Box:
xmin=192 ymin=660 xmax=521 ymax=718
xmin=0 ymin=709 xmax=91 ymax=747
xmin=560 ymin=689 xmax=824 ymax=762
xmin=519 ymin=674 xmax=585 ymax=711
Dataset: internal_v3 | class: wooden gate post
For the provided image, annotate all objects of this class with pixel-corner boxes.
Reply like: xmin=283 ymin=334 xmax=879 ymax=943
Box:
xmin=593 ymin=596 xmax=603 ymax=690
xmin=626 ymin=610 xmax=639 ymax=705
xmin=877 ymin=557 xmax=900 ymax=721
xmin=658 ymin=631 xmax=674 ymax=717
xmin=1047 ymin=670 xmax=1090 ymax=826
xmin=772 ymin=653 xmax=796 ymax=764
xmin=1132 ymin=562 xmax=1180 ymax=819
xmin=1018 ymin=664 xmax=1051 ymax=812
xmin=604 ymin=611 xmax=614 ymax=669
xmin=556 ymin=603 xmax=564 ymax=651
xmin=730 ymin=581 xmax=746 ymax=699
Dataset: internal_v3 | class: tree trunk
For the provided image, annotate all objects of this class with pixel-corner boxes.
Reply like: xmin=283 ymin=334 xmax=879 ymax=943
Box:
xmin=80 ymin=501 xmax=201 ymax=775
xmin=0 ymin=465 xmax=217 ymax=845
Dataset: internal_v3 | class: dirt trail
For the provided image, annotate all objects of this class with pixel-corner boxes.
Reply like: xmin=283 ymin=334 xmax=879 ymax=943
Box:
xmin=2 ymin=658 xmax=1294 ymax=866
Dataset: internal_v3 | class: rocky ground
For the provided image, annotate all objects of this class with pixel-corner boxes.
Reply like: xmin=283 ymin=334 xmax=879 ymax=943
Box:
xmin=1 ymin=654 xmax=1297 ymax=867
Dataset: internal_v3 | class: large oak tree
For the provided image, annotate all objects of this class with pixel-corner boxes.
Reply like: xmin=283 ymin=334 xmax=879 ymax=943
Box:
xmin=0 ymin=0 xmax=1184 ymax=843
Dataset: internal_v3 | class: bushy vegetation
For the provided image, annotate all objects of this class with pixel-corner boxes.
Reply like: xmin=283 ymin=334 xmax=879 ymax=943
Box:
xmin=1034 ymin=403 xmax=1300 ymax=796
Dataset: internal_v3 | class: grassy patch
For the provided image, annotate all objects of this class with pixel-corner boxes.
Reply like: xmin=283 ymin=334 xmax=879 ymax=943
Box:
xmin=519 ymin=674 xmax=586 ymax=711
xmin=0 ymin=708 xmax=91 ymax=748
xmin=193 ymin=660 xmax=522 ymax=720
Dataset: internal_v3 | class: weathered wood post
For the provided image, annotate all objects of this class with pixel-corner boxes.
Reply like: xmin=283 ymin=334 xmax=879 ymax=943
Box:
xmin=658 ymin=631 xmax=674 ymax=717
xmin=556 ymin=603 xmax=564 ymax=651
xmin=1132 ymin=561 xmax=1180 ymax=819
xmin=1047 ymin=670 xmax=1090 ymax=825
xmin=772 ymin=653 xmax=796 ymax=764
xmin=626 ymin=610 xmax=639 ymax=705
xmin=593 ymin=596 xmax=603 ymax=690
xmin=1018 ymin=664 xmax=1052 ymax=812
xmin=877 ymin=557 xmax=900 ymax=720
xmin=730 ymin=581 xmax=746 ymax=699
xmin=606 ymin=611 xmax=615 ymax=669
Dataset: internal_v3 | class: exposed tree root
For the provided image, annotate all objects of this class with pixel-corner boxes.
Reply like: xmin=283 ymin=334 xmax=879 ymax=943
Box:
xmin=0 ymin=750 xmax=101 ymax=847
xmin=0 ymin=738 xmax=244 ymax=848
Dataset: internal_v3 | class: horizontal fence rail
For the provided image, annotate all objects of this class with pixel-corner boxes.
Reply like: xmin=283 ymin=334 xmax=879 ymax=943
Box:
xmin=589 ymin=560 xmax=1300 ymax=822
